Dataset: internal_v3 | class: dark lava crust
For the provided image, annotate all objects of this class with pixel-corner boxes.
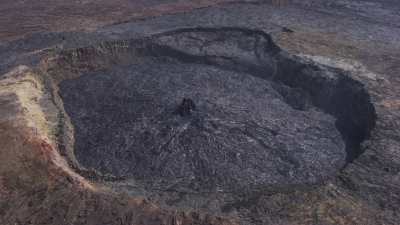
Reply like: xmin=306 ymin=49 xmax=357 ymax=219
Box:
xmin=53 ymin=28 xmax=376 ymax=193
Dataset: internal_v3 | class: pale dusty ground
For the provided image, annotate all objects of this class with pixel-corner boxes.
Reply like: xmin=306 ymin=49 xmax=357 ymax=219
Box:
xmin=0 ymin=0 xmax=257 ymax=41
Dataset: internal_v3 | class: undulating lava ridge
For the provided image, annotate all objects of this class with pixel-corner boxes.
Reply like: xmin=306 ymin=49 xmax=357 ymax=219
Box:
xmin=41 ymin=28 xmax=376 ymax=195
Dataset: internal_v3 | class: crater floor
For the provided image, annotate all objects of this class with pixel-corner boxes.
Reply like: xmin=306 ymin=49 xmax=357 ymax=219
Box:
xmin=60 ymin=56 xmax=345 ymax=192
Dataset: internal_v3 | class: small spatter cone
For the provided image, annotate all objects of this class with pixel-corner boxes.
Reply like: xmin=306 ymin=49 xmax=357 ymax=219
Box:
xmin=177 ymin=98 xmax=196 ymax=117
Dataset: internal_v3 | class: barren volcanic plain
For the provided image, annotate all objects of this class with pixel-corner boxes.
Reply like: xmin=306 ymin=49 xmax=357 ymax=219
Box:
xmin=1 ymin=0 xmax=400 ymax=224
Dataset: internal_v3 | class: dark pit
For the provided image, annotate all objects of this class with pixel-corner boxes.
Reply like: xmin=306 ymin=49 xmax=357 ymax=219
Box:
xmin=52 ymin=28 xmax=376 ymax=193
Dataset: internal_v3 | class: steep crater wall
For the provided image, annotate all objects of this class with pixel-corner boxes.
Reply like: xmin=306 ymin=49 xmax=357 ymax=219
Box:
xmin=45 ymin=28 xmax=376 ymax=193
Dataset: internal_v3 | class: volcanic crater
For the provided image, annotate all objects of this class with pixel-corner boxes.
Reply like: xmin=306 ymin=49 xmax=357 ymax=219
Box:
xmin=48 ymin=28 xmax=376 ymax=194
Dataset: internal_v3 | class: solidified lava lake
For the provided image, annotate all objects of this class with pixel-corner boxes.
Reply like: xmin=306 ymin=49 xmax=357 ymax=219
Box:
xmin=54 ymin=28 xmax=375 ymax=193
